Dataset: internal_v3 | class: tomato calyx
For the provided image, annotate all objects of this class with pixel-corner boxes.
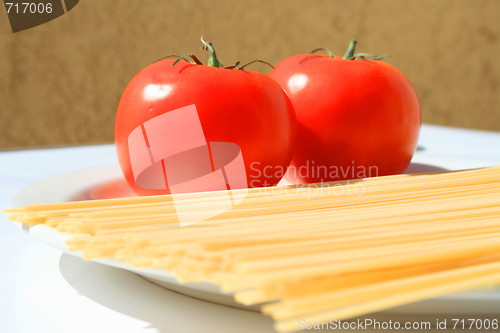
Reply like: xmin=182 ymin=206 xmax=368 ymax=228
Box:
xmin=342 ymin=40 xmax=390 ymax=60
xmin=301 ymin=40 xmax=390 ymax=62
xmin=168 ymin=37 xmax=274 ymax=70
xmin=169 ymin=37 xmax=228 ymax=68
xmin=311 ymin=48 xmax=335 ymax=58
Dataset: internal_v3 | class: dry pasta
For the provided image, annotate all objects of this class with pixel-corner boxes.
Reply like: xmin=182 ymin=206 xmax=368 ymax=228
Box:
xmin=4 ymin=165 xmax=500 ymax=332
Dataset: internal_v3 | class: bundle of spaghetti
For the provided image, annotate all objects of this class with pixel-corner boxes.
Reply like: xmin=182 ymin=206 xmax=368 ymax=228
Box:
xmin=4 ymin=165 xmax=500 ymax=332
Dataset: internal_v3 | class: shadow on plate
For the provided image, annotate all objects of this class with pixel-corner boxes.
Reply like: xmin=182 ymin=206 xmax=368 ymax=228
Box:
xmin=405 ymin=163 xmax=448 ymax=173
xmin=58 ymin=253 xmax=276 ymax=333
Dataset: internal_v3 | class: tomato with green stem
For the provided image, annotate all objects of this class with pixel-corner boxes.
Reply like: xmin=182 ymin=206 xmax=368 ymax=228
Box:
xmin=269 ymin=40 xmax=421 ymax=184
xmin=115 ymin=39 xmax=296 ymax=195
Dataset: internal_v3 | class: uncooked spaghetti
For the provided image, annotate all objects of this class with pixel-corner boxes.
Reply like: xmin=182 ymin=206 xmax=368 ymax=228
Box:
xmin=4 ymin=165 xmax=500 ymax=332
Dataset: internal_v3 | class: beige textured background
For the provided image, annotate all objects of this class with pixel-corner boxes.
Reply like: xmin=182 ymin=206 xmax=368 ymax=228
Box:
xmin=0 ymin=0 xmax=499 ymax=149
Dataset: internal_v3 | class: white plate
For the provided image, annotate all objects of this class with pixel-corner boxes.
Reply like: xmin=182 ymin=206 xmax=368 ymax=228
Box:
xmin=11 ymin=154 xmax=500 ymax=315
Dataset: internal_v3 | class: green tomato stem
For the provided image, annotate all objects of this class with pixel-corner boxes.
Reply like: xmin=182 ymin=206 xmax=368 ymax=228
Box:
xmin=201 ymin=37 xmax=222 ymax=68
xmin=343 ymin=40 xmax=357 ymax=60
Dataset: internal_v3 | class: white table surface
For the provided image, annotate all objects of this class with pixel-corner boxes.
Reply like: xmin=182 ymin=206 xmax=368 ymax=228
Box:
xmin=1 ymin=124 xmax=499 ymax=333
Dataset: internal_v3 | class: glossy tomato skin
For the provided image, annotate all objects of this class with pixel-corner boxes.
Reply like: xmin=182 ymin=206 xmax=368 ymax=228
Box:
xmin=269 ymin=54 xmax=421 ymax=184
xmin=116 ymin=59 xmax=296 ymax=196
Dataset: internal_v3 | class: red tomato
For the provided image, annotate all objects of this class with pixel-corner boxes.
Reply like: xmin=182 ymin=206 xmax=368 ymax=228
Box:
xmin=269 ymin=42 xmax=421 ymax=184
xmin=116 ymin=57 xmax=296 ymax=196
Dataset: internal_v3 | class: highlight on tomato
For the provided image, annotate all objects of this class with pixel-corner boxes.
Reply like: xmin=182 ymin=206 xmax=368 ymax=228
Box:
xmin=269 ymin=40 xmax=421 ymax=184
xmin=115 ymin=38 xmax=296 ymax=196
